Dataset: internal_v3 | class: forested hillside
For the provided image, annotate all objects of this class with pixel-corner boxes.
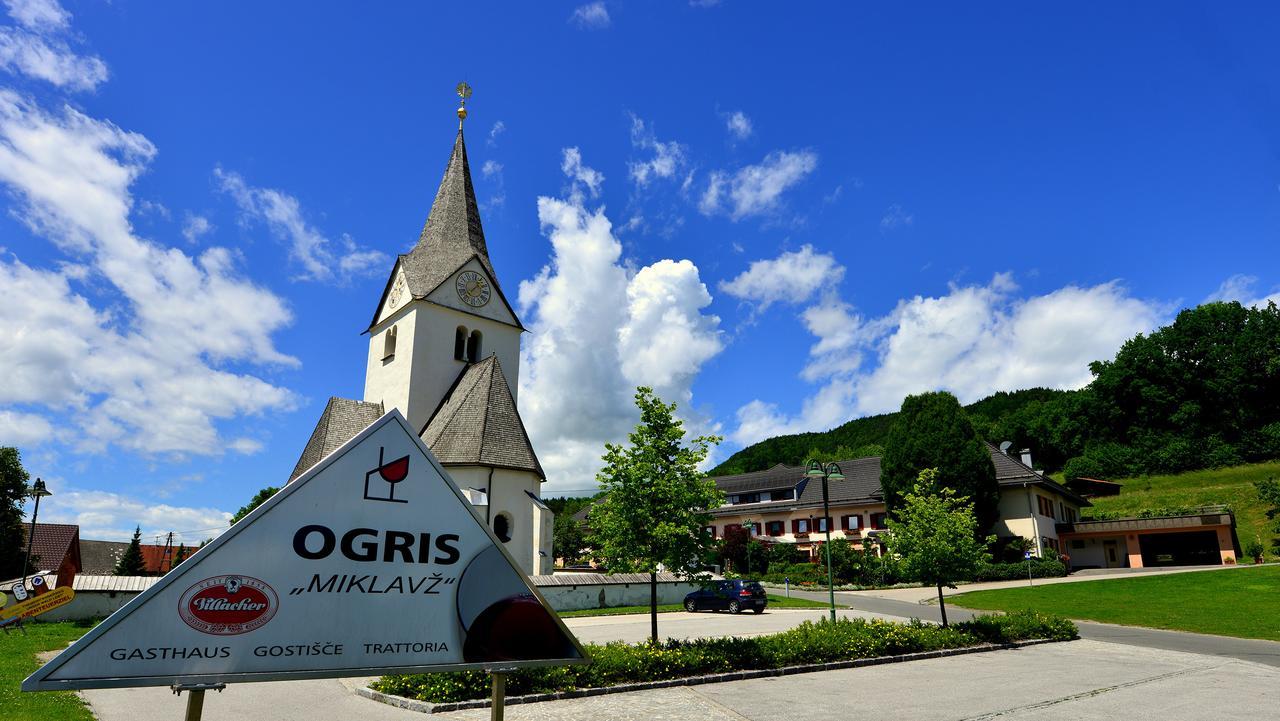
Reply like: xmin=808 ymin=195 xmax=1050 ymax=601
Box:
xmin=710 ymin=388 xmax=1068 ymax=475
xmin=712 ymin=301 xmax=1280 ymax=480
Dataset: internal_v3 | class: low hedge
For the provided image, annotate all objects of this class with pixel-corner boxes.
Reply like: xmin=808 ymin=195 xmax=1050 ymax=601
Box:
xmin=974 ymin=559 xmax=1068 ymax=582
xmin=372 ymin=610 xmax=1076 ymax=704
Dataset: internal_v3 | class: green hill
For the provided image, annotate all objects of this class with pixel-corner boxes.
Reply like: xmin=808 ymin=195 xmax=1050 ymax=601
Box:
xmin=1082 ymin=461 xmax=1280 ymax=562
xmin=710 ymin=388 xmax=1070 ymax=475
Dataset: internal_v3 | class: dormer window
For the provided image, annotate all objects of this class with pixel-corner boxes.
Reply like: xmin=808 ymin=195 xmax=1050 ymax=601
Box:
xmin=382 ymin=325 xmax=397 ymax=361
xmin=454 ymin=326 xmax=468 ymax=361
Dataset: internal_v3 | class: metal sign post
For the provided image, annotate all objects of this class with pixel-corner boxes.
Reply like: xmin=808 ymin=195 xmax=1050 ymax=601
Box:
xmin=171 ymin=683 xmax=224 ymax=721
xmin=22 ymin=411 xmax=586 ymax=709
xmin=1025 ymin=550 xmax=1033 ymax=586
xmin=490 ymin=672 xmax=506 ymax=721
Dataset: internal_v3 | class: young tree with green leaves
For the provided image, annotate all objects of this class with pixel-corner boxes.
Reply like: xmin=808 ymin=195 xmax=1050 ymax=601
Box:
xmin=882 ymin=391 xmax=1000 ymax=533
xmin=114 ymin=526 xmax=147 ymax=576
xmin=0 ymin=447 xmax=31 ymax=580
xmin=887 ymin=469 xmax=993 ymax=626
xmin=230 ymin=486 xmax=280 ymax=524
xmin=589 ymin=387 xmax=724 ymax=643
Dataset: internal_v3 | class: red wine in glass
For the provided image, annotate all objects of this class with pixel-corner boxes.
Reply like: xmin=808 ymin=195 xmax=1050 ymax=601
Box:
xmin=363 ymin=447 xmax=410 ymax=503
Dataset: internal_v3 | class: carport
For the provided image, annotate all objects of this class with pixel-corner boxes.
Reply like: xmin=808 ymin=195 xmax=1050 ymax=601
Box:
xmin=1057 ymin=507 xmax=1239 ymax=569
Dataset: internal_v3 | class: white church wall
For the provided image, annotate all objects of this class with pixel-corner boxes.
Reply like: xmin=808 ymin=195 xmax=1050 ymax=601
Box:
xmin=363 ymin=305 xmax=417 ymax=422
xmin=365 ymin=301 xmax=521 ymax=430
xmin=444 ymin=466 xmax=544 ymax=576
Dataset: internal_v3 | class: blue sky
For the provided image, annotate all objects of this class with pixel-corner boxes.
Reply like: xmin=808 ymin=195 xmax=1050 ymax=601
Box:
xmin=2 ymin=1 xmax=1278 ymax=543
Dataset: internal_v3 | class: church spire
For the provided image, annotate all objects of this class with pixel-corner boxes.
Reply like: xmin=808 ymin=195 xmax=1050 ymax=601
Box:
xmin=383 ymin=82 xmax=520 ymax=328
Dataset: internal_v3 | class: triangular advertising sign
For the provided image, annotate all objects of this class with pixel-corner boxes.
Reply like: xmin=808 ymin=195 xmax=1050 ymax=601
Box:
xmin=24 ymin=410 xmax=585 ymax=691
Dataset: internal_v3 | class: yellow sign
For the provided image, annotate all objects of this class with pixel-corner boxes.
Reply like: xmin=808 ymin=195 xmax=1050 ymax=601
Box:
xmin=2 ymin=586 xmax=74 ymax=622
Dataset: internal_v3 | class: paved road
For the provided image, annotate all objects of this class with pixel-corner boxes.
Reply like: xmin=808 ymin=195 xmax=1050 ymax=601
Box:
xmin=81 ymin=640 xmax=1279 ymax=721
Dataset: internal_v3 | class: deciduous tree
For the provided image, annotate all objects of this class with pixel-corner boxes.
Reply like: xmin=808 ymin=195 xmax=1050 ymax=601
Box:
xmin=230 ymin=486 xmax=279 ymax=524
xmin=0 ymin=447 xmax=31 ymax=579
xmin=887 ymin=469 xmax=993 ymax=626
xmin=589 ymin=387 xmax=723 ymax=643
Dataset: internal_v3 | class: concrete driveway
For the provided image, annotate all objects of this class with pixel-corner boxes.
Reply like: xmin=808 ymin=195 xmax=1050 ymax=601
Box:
xmin=80 ymin=640 xmax=1279 ymax=721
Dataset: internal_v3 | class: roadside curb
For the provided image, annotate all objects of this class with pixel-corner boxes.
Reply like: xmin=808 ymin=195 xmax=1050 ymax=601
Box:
xmin=357 ymin=638 xmax=1065 ymax=714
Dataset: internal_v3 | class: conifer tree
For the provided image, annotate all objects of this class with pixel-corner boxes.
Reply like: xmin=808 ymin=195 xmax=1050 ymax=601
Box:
xmin=0 ymin=447 xmax=31 ymax=580
xmin=114 ymin=526 xmax=147 ymax=576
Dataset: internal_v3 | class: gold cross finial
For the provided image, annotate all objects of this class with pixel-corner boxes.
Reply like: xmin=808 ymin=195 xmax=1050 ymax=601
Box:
xmin=456 ymin=81 xmax=472 ymax=127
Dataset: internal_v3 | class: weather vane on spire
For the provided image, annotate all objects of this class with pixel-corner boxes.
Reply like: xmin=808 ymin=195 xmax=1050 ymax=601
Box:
xmin=456 ymin=81 xmax=472 ymax=128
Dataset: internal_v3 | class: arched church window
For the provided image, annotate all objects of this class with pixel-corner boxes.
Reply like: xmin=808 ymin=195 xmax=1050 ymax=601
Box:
xmin=494 ymin=512 xmax=512 ymax=543
xmin=382 ymin=325 xmax=397 ymax=360
xmin=467 ymin=330 xmax=482 ymax=362
xmin=454 ymin=326 xmax=468 ymax=361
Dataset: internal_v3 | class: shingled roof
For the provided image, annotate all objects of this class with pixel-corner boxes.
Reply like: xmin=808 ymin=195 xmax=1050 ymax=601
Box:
xmin=21 ymin=523 xmax=79 ymax=574
xmin=370 ymin=128 xmax=522 ymax=331
xmin=289 ymin=397 xmax=385 ymax=482
xmin=708 ymin=456 xmax=883 ymax=516
xmin=421 ymin=355 xmax=544 ymax=478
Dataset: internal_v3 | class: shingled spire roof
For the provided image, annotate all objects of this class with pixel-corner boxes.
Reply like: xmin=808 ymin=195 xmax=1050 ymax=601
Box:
xmin=421 ymin=355 xmax=544 ymax=479
xmin=376 ymin=128 xmax=521 ymax=329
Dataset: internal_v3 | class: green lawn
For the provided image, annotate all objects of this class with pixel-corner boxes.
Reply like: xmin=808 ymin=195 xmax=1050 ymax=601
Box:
xmin=1077 ymin=460 xmax=1280 ymax=562
xmin=557 ymin=594 xmax=830 ymax=618
xmin=0 ymin=621 xmax=95 ymax=721
xmin=952 ymin=565 xmax=1280 ymax=641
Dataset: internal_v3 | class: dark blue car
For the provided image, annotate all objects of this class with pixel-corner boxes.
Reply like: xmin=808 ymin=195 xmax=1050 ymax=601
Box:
xmin=683 ymin=579 xmax=767 ymax=614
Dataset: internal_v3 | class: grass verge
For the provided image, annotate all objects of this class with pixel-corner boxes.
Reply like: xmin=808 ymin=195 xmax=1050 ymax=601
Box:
xmin=374 ymin=610 xmax=1076 ymax=704
xmin=557 ymin=594 xmax=830 ymax=618
xmin=0 ymin=620 xmax=95 ymax=721
xmin=952 ymin=565 xmax=1280 ymax=641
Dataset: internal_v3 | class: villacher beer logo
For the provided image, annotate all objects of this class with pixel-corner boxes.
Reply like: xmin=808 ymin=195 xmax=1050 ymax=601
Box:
xmin=178 ymin=575 xmax=279 ymax=635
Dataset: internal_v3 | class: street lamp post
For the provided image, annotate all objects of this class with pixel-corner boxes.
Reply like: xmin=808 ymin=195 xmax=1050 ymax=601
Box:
xmin=806 ymin=460 xmax=844 ymax=623
xmin=21 ymin=478 xmax=51 ymax=586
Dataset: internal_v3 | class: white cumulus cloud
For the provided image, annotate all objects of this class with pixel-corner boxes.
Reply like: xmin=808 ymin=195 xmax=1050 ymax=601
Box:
xmin=36 ymin=480 xmax=233 ymax=543
xmin=182 ymin=213 xmax=213 ymax=243
xmin=718 ymin=244 xmax=844 ymax=313
xmin=560 ymin=146 xmax=604 ymax=199
xmin=0 ymin=90 xmax=297 ymax=458
xmin=1205 ymin=273 xmax=1280 ymax=309
xmin=700 ymin=150 xmax=817 ymax=220
xmin=628 ymin=115 xmax=685 ymax=187
xmin=519 ymin=150 xmax=723 ymax=492
xmin=0 ymin=0 xmax=105 ymax=91
xmin=728 ymin=248 xmax=1167 ymax=447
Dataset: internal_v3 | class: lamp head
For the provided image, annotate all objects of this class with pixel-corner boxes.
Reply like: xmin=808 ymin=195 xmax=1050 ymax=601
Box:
xmin=804 ymin=459 xmax=824 ymax=477
xmin=30 ymin=478 xmax=51 ymax=498
xmin=825 ymin=463 xmax=844 ymax=481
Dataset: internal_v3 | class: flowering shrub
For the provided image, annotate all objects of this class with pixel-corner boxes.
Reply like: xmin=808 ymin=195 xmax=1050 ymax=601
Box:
xmin=372 ymin=610 xmax=1076 ymax=704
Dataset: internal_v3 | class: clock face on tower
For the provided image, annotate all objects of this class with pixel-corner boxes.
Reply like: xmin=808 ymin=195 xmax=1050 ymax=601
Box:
xmin=456 ymin=270 xmax=492 ymax=308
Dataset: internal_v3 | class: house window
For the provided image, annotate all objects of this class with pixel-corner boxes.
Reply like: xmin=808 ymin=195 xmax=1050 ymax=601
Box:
xmin=454 ymin=326 xmax=468 ymax=360
xmin=770 ymin=488 xmax=795 ymax=501
xmin=493 ymin=513 xmax=513 ymax=543
xmin=766 ymin=520 xmax=785 ymax=536
xmin=1037 ymin=495 xmax=1054 ymax=518
xmin=870 ymin=512 xmax=888 ymax=530
xmin=792 ymin=519 xmax=810 ymax=535
xmin=382 ymin=325 xmax=397 ymax=360
xmin=704 ymin=525 xmax=717 ymax=538
xmin=1063 ymin=506 xmax=1077 ymax=524
xmin=814 ymin=517 xmax=832 ymax=533
xmin=725 ymin=523 xmax=743 ymax=536
xmin=467 ymin=330 xmax=482 ymax=362
xmin=841 ymin=515 xmax=862 ymax=532
xmin=1070 ymin=539 xmax=1085 ymax=550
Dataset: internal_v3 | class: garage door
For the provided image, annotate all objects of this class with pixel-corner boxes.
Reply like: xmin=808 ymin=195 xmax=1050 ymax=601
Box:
xmin=1137 ymin=530 xmax=1221 ymax=567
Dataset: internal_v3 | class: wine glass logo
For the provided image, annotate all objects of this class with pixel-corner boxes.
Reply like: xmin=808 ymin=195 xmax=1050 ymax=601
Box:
xmin=363 ymin=447 xmax=411 ymax=504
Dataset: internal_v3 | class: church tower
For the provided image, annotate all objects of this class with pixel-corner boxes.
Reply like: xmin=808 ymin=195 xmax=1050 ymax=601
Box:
xmin=290 ymin=85 xmax=553 ymax=575
xmin=363 ymin=90 xmax=523 ymax=430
